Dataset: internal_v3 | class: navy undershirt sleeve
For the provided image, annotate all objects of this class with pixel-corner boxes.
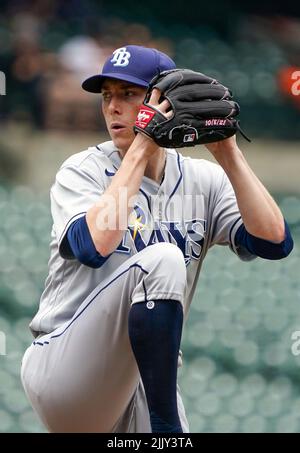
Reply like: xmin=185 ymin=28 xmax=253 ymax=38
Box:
xmin=235 ymin=219 xmax=293 ymax=260
xmin=66 ymin=215 xmax=110 ymax=268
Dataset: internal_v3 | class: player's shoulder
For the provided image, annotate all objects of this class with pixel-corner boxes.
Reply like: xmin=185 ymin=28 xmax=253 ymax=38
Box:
xmin=169 ymin=150 xmax=227 ymax=196
xmin=59 ymin=141 xmax=115 ymax=171
xmin=173 ymin=149 xmax=225 ymax=179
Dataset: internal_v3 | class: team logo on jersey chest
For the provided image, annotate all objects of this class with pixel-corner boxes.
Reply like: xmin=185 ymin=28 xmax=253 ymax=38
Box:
xmin=117 ymin=205 xmax=206 ymax=265
xmin=128 ymin=206 xmax=149 ymax=240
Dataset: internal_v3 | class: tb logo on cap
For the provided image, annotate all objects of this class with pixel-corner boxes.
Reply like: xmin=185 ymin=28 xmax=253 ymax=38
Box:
xmin=110 ymin=47 xmax=131 ymax=67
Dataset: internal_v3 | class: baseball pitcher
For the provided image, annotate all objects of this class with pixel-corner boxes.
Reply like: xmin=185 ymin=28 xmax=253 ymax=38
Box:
xmin=21 ymin=45 xmax=293 ymax=433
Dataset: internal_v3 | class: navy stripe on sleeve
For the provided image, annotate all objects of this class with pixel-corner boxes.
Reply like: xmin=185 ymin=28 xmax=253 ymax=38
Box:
xmin=235 ymin=219 xmax=293 ymax=260
xmin=67 ymin=215 xmax=110 ymax=268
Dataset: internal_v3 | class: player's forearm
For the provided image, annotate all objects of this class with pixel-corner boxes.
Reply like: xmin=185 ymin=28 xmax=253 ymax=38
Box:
xmin=86 ymin=135 xmax=154 ymax=256
xmin=213 ymin=146 xmax=285 ymax=243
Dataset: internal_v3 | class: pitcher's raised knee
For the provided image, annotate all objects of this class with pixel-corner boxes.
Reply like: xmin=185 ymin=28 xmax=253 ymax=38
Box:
xmin=155 ymin=242 xmax=186 ymax=268
xmin=132 ymin=243 xmax=187 ymax=306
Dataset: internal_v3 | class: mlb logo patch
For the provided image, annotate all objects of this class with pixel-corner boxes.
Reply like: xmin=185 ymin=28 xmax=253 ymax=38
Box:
xmin=183 ymin=133 xmax=196 ymax=143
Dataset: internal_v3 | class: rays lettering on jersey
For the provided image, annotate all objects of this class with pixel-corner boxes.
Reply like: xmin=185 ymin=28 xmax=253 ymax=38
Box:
xmin=116 ymin=206 xmax=206 ymax=265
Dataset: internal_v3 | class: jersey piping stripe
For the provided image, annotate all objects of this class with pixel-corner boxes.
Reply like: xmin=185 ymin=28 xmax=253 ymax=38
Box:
xmin=164 ymin=152 xmax=183 ymax=217
xmin=33 ymin=263 xmax=149 ymax=347
xmin=59 ymin=211 xmax=87 ymax=245
xmin=139 ymin=188 xmax=151 ymax=212
xmin=229 ymin=215 xmax=242 ymax=251
xmin=142 ymin=280 xmax=148 ymax=302
xmin=96 ymin=145 xmax=119 ymax=172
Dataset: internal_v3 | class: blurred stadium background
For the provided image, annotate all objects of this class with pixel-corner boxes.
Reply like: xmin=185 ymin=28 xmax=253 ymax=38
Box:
xmin=0 ymin=0 xmax=300 ymax=433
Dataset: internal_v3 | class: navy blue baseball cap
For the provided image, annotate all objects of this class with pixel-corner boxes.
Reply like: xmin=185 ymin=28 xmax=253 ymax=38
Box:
xmin=82 ymin=45 xmax=176 ymax=93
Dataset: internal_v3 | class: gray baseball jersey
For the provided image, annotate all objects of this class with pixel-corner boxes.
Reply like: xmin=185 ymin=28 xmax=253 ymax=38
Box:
xmin=22 ymin=141 xmax=255 ymax=433
xmin=30 ymin=140 xmax=253 ymax=336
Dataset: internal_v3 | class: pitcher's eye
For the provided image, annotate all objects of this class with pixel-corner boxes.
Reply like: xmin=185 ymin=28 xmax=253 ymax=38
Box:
xmin=102 ymin=92 xmax=111 ymax=102
xmin=125 ymin=90 xmax=135 ymax=97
